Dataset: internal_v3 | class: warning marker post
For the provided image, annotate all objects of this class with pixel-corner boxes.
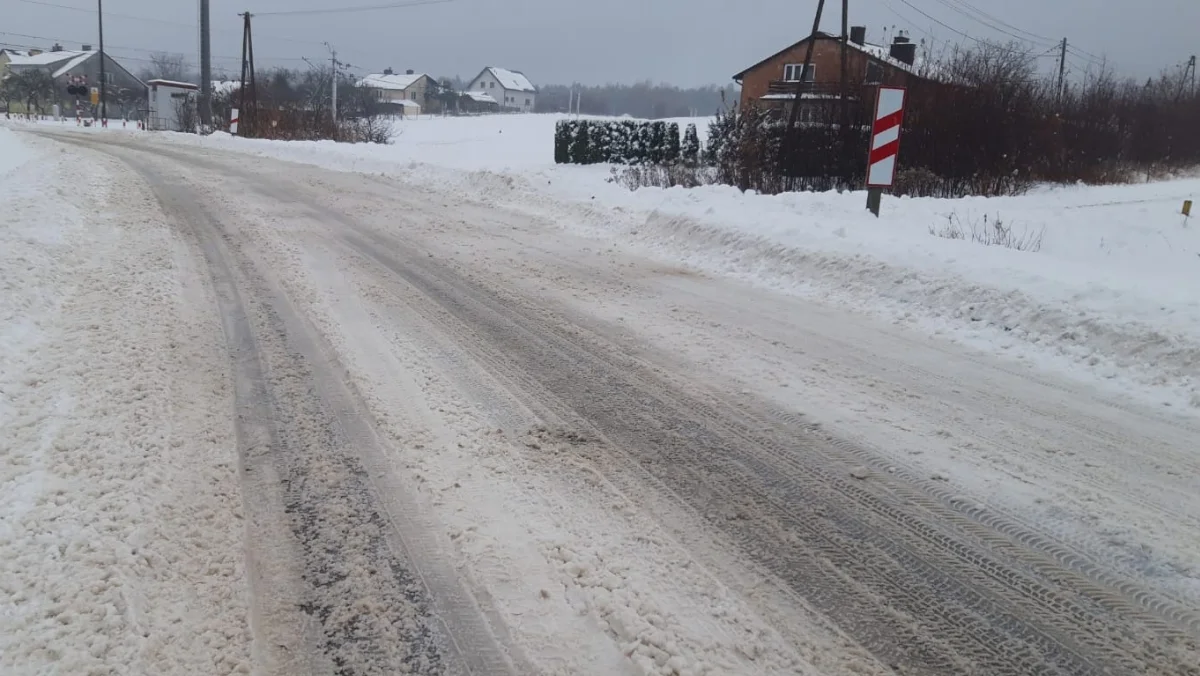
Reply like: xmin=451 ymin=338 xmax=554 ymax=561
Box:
xmin=865 ymin=86 xmax=907 ymax=217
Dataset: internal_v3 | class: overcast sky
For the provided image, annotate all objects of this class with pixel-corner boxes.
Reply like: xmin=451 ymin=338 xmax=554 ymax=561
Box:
xmin=2 ymin=0 xmax=1196 ymax=87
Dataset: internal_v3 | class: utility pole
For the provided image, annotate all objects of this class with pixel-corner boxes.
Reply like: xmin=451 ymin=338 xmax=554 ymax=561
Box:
xmin=786 ymin=0 xmax=827 ymax=160
xmin=1057 ymin=37 xmax=1067 ymax=103
xmin=325 ymin=42 xmax=338 ymax=126
xmin=200 ymin=0 xmax=212 ymax=130
xmin=238 ymin=12 xmax=256 ymax=137
xmin=839 ymin=0 xmax=850 ymax=179
xmin=97 ymin=0 xmax=106 ymax=121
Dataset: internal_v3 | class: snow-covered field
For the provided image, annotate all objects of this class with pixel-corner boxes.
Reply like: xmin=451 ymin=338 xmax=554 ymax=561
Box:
xmin=133 ymin=112 xmax=1200 ymax=414
xmin=0 ymin=127 xmax=251 ymax=674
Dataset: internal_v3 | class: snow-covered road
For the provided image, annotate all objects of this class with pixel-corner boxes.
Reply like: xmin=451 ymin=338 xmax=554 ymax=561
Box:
xmin=4 ymin=128 xmax=1198 ymax=675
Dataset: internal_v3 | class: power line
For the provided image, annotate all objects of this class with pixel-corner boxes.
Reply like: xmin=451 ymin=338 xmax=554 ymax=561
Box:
xmin=255 ymin=0 xmax=453 ymax=17
xmin=930 ymin=0 xmax=1056 ymax=45
xmin=0 ymin=29 xmax=306 ymax=62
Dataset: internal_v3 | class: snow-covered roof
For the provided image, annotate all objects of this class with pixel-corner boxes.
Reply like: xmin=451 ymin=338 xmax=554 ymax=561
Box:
xmin=761 ymin=92 xmax=849 ymax=101
xmin=482 ymin=67 xmax=535 ymax=92
xmin=6 ymin=49 xmax=89 ymax=68
xmin=51 ymin=52 xmax=98 ymax=78
xmin=358 ymin=72 xmax=428 ymax=90
xmin=146 ymin=79 xmax=198 ymax=90
xmin=462 ymin=91 xmax=498 ymax=103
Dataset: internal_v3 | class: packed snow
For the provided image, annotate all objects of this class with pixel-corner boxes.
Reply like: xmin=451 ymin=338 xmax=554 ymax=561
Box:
xmin=0 ymin=127 xmax=251 ymax=674
xmin=128 ymin=113 xmax=1200 ymax=414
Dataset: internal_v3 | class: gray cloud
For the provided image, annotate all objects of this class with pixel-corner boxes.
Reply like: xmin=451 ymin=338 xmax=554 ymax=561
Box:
xmin=2 ymin=0 xmax=1196 ymax=87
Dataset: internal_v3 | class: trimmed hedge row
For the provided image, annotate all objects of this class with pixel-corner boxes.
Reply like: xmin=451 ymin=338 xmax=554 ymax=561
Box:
xmin=555 ymin=119 xmax=698 ymax=165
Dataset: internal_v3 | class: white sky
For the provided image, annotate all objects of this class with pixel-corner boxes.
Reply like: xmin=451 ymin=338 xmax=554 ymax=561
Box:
xmin=1 ymin=0 xmax=1196 ymax=86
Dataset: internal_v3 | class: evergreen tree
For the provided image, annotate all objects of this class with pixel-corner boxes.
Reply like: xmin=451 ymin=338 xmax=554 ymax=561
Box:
xmin=554 ymin=120 xmax=571 ymax=164
xmin=665 ymin=122 xmax=681 ymax=163
xmin=570 ymin=120 xmax=591 ymax=164
xmin=682 ymin=123 xmax=701 ymax=164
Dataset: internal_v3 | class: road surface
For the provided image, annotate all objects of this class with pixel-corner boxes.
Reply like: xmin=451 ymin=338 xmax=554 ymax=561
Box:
xmin=18 ymin=128 xmax=1200 ymax=676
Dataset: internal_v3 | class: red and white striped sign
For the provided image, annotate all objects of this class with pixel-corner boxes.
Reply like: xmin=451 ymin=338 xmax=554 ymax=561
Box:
xmin=230 ymin=108 xmax=240 ymax=135
xmin=866 ymin=87 xmax=907 ymax=188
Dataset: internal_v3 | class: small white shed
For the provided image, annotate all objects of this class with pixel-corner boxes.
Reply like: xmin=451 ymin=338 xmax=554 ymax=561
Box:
xmin=146 ymin=79 xmax=199 ymax=131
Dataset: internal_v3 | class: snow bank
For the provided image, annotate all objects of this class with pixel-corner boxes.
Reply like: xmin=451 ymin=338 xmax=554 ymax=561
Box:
xmin=0 ymin=129 xmax=251 ymax=674
xmin=154 ymin=114 xmax=1200 ymax=411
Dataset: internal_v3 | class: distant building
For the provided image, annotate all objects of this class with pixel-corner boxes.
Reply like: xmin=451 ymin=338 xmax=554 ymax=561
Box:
xmin=731 ymin=27 xmax=934 ymax=117
xmin=0 ymin=44 xmax=145 ymax=118
xmin=358 ymin=69 xmax=441 ymax=115
xmin=465 ymin=67 xmax=536 ymax=112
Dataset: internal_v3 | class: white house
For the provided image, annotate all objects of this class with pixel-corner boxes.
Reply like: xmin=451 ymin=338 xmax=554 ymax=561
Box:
xmin=465 ymin=67 xmax=536 ymax=112
xmin=358 ymin=69 xmax=438 ymax=115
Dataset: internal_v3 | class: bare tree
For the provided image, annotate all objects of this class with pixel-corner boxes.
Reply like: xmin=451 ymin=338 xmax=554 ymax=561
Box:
xmin=2 ymin=70 xmax=57 ymax=115
xmin=139 ymin=52 xmax=192 ymax=83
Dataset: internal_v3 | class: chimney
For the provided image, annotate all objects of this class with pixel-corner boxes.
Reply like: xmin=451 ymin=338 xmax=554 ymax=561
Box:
xmin=406 ymin=69 xmax=414 ymax=75
xmin=850 ymin=26 xmax=866 ymax=46
xmin=383 ymin=67 xmax=394 ymax=75
xmin=51 ymin=43 xmax=63 ymax=52
xmin=890 ymin=32 xmax=916 ymax=66
xmin=82 ymin=44 xmax=92 ymax=51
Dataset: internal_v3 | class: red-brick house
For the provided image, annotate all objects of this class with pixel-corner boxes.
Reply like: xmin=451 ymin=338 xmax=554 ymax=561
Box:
xmin=732 ymin=27 xmax=933 ymax=115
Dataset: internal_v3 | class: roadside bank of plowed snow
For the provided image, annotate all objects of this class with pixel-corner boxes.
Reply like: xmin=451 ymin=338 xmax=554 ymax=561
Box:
xmin=0 ymin=129 xmax=251 ymax=674
xmin=148 ymin=116 xmax=1200 ymax=412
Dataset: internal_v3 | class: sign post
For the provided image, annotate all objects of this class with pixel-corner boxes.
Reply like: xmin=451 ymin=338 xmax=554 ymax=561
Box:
xmin=865 ymin=86 xmax=907 ymax=217
xmin=230 ymin=108 xmax=239 ymax=135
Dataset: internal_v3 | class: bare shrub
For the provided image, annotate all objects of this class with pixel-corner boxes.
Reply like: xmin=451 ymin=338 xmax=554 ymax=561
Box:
xmin=609 ymin=164 xmax=719 ymax=190
xmin=929 ymin=213 xmax=1044 ymax=252
xmin=173 ymin=93 xmax=198 ymax=133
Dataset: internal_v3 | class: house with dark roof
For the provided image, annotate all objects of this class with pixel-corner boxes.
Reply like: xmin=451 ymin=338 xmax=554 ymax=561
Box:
xmin=732 ymin=27 xmax=934 ymax=115
xmin=1 ymin=44 xmax=145 ymax=117
xmin=465 ymin=67 xmax=536 ymax=112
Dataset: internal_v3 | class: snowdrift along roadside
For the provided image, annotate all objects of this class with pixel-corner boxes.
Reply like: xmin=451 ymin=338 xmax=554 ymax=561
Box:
xmin=143 ymin=115 xmax=1200 ymax=412
xmin=0 ymin=127 xmax=252 ymax=674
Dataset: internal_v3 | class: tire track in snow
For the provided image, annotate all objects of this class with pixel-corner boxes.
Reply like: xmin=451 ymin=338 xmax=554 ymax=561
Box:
xmin=70 ymin=137 xmax=520 ymax=676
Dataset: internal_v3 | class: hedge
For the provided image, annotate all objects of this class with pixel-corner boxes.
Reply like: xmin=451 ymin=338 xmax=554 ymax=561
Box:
xmin=555 ymin=119 xmax=683 ymax=165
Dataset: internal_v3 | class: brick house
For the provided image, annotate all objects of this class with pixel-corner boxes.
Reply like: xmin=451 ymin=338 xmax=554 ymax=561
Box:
xmin=732 ymin=27 xmax=931 ymax=116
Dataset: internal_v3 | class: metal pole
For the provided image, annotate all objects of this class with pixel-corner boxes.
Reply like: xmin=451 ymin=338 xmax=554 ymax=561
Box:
xmin=839 ymin=0 xmax=850 ymax=180
xmin=200 ymin=0 xmax=212 ymax=129
xmin=238 ymin=13 xmax=248 ymax=135
xmin=98 ymin=0 xmax=106 ymax=121
xmin=330 ymin=47 xmax=338 ymax=125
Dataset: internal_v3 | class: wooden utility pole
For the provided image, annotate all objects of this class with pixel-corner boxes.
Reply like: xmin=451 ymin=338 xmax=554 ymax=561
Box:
xmin=786 ymin=0 xmax=828 ymax=133
xmin=784 ymin=0 xmax=828 ymax=183
xmin=1057 ymin=37 xmax=1067 ymax=102
xmin=238 ymin=12 xmax=257 ymax=137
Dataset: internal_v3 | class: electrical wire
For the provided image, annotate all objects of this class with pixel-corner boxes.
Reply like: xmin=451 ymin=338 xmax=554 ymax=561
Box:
xmin=254 ymin=0 xmax=453 ymax=17
xmin=927 ymin=0 xmax=1056 ymax=45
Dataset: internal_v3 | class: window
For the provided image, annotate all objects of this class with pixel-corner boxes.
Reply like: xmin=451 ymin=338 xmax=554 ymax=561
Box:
xmin=409 ymin=91 xmax=417 ymax=100
xmin=783 ymin=63 xmax=815 ymax=82
xmin=865 ymin=62 xmax=884 ymax=84
xmin=525 ymin=98 xmax=530 ymax=105
xmin=489 ymin=81 xmax=495 ymax=88
xmin=103 ymin=72 xmax=114 ymax=85
xmin=479 ymin=81 xmax=485 ymax=89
